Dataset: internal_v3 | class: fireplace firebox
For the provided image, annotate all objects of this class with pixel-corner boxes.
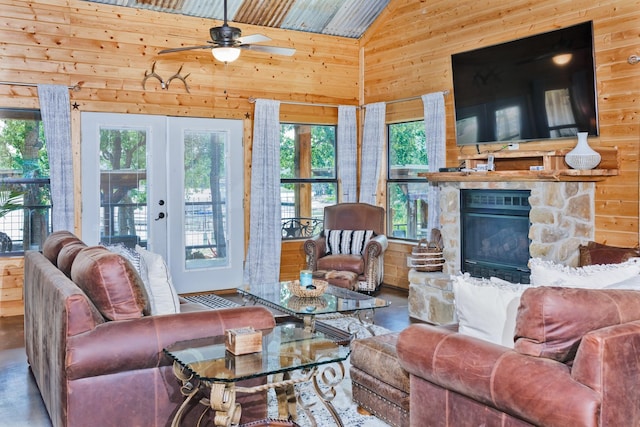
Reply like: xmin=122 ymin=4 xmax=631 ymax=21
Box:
xmin=461 ymin=189 xmax=531 ymax=283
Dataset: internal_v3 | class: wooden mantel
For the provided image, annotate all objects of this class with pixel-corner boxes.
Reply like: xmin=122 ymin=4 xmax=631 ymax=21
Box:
xmin=421 ymin=148 xmax=619 ymax=183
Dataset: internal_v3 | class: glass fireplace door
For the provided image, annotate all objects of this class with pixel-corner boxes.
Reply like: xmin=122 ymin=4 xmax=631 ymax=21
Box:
xmin=461 ymin=189 xmax=531 ymax=283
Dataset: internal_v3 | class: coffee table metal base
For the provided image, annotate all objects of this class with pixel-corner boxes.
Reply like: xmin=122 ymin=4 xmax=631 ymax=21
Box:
xmin=171 ymin=361 xmax=346 ymax=427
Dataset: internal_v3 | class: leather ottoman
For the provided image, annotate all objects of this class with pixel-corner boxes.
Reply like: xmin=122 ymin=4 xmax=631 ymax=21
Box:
xmin=350 ymin=332 xmax=410 ymax=427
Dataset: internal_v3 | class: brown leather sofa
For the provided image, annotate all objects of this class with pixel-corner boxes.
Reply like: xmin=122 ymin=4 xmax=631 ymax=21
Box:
xmin=24 ymin=231 xmax=276 ymax=427
xmin=397 ymin=286 xmax=640 ymax=427
xmin=304 ymin=203 xmax=388 ymax=293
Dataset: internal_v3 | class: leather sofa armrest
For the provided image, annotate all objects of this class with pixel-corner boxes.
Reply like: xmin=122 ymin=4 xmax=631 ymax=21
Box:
xmin=66 ymin=306 xmax=275 ymax=380
xmin=572 ymin=320 xmax=640 ymax=426
xmin=304 ymin=235 xmax=326 ymax=270
xmin=363 ymin=234 xmax=388 ymax=263
xmin=397 ymin=324 xmax=600 ymax=427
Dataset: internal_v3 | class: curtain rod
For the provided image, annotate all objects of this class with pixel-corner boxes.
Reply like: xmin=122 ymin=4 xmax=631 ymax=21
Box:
xmin=378 ymin=90 xmax=450 ymax=106
xmin=247 ymin=97 xmax=349 ymax=109
xmin=0 ymin=81 xmax=81 ymax=91
xmin=249 ymin=90 xmax=449 ymax=109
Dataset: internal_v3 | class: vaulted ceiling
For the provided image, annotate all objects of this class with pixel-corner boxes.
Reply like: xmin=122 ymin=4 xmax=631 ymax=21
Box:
xmin=83 ymin=0 xmax=390 ymax=39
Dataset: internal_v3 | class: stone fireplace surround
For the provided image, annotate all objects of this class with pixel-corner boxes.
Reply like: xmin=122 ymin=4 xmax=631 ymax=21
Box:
xmin=409 ymin=180 xmax=596 ymax=325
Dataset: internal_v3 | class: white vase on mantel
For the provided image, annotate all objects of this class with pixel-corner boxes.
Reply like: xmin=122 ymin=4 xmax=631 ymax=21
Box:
xmin=565 ymin=132 xmax=601 ymax=170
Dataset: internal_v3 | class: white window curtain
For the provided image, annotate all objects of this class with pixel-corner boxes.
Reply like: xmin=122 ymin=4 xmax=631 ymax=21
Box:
xmin=244 ymin=99 xmax=282 ymax=286
xmin=37 ymin=84 xmax=74 ymax=232
xmin=337 ymin=105 xmax=357 ymax=202
xmin=359 ymin=102 xmax=386 ymax=205
xmin=422 ymin=92 xmax=446 ymax=236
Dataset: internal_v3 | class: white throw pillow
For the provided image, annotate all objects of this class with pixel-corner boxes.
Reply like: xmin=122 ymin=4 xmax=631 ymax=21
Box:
xmin=529 ymin=257 xmax=640 ymax=288
xmin=453 ymin=274 xmax=530 ymax=348
xmin=135 ymin=245 xmax=181 ymax=315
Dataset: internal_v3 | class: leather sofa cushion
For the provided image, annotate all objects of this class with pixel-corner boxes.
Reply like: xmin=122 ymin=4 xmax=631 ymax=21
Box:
xmin=42 ymin=230 xmax=82 ymax=265
xmin=579 ymin=241 xmax=640 ymax=266
xmin=317 ymin=254 xmax=364 ymax=274
xmin=57 ymin=241 xmax=88 ymax=277
xmin=71 ymin=246 xmax=148 ymax=321
xmin=514 ymin=287 xmax=640 ymax=363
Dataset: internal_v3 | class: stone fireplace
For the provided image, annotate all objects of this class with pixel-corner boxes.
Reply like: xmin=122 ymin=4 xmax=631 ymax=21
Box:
xmin=409 ymin=180 xmax=596 ymax=324
xmin=441 ymin=180 xmax=596 ymax=272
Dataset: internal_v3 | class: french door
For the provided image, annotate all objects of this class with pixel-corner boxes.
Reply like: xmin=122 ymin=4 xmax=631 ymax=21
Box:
xmin=81 ymin=113 xmax=244 ymax=293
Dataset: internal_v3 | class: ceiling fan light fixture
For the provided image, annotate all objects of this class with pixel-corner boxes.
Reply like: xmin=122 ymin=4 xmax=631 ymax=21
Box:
xmin=212 ymin=47 xmax=241 ymax=63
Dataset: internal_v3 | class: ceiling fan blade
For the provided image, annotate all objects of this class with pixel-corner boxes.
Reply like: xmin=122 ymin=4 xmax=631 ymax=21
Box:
xmin=159 ymin=45 xmax=212 ymax=54
xmin=237 ymin=34 xmax=271 ymax=45
xmin=241 ymin=45 xmax=296 ymax=56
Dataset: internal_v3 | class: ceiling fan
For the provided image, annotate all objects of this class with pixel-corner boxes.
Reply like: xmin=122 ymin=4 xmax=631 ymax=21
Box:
xmin=158 ymin=0 xmax=295 ymax=63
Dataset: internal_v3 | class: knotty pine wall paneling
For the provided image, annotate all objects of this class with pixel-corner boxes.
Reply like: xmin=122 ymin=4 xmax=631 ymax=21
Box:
xmin=0 ymin=0 xmax=357 ymax=315
xmin=0 ymin=258 xmax=24 ymax=317
xmin=364 ymin=0 xmax=640 ymax=283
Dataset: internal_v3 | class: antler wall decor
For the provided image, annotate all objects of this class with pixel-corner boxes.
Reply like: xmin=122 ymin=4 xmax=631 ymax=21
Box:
xmin=142 ymin=62 xmax=191 ymax=93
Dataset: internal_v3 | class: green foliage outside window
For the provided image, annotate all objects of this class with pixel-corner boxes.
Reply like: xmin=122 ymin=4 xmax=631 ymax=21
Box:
xmin=0 ymin=109 xmax=51 ymax=252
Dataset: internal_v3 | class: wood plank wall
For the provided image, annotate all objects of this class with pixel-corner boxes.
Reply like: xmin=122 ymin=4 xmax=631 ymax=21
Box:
xmin=0 ymin=0 xmax=356 ymax=315
xmin=363 ymin=0 xmax=640 ymax=289
xmin=0 ymin=258 xmax=24 ymax=317
xmin=1 ymin=0 xmax=639 ymax=314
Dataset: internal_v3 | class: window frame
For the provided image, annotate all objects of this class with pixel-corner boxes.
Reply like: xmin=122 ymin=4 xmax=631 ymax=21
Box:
xmin=280 ymin=122 xmax=338 ymax=240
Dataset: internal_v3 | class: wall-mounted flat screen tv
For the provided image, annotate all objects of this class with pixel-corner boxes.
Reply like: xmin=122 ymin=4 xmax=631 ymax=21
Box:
xmin=452 ymin=22 xmax=598 ymax=146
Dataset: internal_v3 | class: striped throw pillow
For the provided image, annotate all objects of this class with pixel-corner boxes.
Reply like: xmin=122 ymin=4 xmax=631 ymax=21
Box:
xmin=325 ymin=229 xmax=375 ymax=255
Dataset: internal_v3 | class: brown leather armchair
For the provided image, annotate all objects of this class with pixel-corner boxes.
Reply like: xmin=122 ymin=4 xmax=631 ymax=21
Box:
xmin=304 ymin=203 xmax=388 ymax=293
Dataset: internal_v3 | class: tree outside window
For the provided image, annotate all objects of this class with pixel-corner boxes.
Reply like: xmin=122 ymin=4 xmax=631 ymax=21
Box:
xmin=280 ymin=124 xmax=337 ymax=239
xmin=0 ymin=109 xmax=52 ymax=254
xmin=387 ymin=121 xmax=432 ymax=240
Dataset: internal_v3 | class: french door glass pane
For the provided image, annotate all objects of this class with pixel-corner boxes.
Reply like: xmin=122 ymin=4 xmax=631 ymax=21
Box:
xmin=184 ymin=130 xmax=228 ymax=270
xmin=99 ymin=128 xmax=147 ymax=248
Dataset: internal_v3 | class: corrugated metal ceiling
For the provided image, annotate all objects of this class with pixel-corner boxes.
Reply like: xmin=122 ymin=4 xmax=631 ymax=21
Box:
xmin=83 ymin=0 xmax=390 ymax=39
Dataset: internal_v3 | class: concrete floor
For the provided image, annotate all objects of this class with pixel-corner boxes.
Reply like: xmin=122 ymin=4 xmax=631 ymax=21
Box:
xmin=0 ymin=286 xmax=414 ymax=427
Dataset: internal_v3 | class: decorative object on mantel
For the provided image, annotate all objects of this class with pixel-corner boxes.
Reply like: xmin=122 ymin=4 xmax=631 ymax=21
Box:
xmin=141 ymin=62 xmax=191 ymax=93
xmin=407 ymin=229 xmax=445 ymax=272
xmin=564 ymin=132 xmax=601 ymax=170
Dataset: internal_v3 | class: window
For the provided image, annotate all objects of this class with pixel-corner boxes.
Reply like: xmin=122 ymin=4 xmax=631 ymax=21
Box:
xmin=387 ymin=121 xmax=431 ymax=240
xmin=280 ymin=124 xmax=337 ymax=239
xmin=0 ymin=108 xmax=52 ymax=254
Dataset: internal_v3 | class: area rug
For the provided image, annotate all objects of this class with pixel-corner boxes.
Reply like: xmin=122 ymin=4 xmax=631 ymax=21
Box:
xmin=189 ymin=293 xmax=394 ymax=426
xmin=265 ymin=356 xmax=390 ymax=427
xmin=266 ymin=315 xmax=392 ymax=427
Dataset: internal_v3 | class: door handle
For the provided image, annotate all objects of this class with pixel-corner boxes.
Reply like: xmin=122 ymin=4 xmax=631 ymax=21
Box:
xmin=155 ymin=212 xmax=166 ymax=221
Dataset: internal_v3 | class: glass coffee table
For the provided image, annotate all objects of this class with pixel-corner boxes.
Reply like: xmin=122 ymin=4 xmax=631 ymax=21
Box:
xmin=237 ymin=281 xmax=390 ymax=333
xmin=164 ymin=322 xmax=351 ymax=427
